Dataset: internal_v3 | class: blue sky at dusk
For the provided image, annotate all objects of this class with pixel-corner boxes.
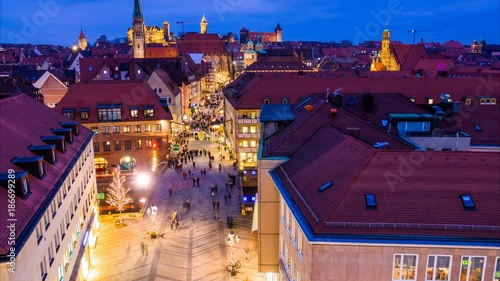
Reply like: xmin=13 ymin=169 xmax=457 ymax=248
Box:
xmin=1 ymin=0 xmax=498 ymax=46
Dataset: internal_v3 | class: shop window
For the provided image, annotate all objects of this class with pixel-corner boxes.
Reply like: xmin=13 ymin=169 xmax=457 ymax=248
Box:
xmin=460 ymin=256 xmax=485 ymax=281
xmin=426 ymin=255 xmax=451 ymax=281
xmin=250 ymin=126 xmax=256 ymax=133
xmin=393 ymin=254 xmax=418 ymax=280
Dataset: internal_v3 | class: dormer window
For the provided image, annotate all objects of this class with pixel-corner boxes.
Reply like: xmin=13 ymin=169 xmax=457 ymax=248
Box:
xmin=97 ymin=104 xmax=122 ymax=121
xmin=29 ymin=145 xmax=57 ymax=164
xmin=463 ymin=96 xmax=472 ymax=105
xmin=0 ymin=171 xmax=30 ymax=199
xmin=59 ymin=122 xmax=80 ymax=136
xmin=282 ymin=98 xmax=288 ymax=104
xmin=62 ymin=109 xmax=75 ymax=120
xmin=41 ymin=135 xmax=65 ymax=152
xmin=264 ymin=98 xmax=270 ymax=104
xmin=130 ymin=106 xmax=138 ymax=118
xmin=478 ymin=97 xmax=496 ymax=105
xmin=143 ymin=106 xmax=155 ymax=118
xmin=426 ymin=97 xmax=434 ymax=104
xmin=408 ymin=97 xmax=416 ymax=103
xmin=11 ymin=156 xmax=45 ymax=179
xmin=51 ymin=128 xmax=73 ymax=144
xmin=79 ymin=108 xmax=89 ymax=120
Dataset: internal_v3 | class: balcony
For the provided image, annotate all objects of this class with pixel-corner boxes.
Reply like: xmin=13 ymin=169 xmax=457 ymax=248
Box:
xmin=239 ymin=147 xmax=258 ymax=153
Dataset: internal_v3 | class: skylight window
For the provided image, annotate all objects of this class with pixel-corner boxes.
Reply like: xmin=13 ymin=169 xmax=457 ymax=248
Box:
xmin=365 ymin=194 xmax=377 ymax=209
xmin=460 ymin=194 xmax=475 ymax=209
xmin=474 ymin=125 xmax=482 ymax=132
xmin=318 ymin=181 xmax=332 ymax=193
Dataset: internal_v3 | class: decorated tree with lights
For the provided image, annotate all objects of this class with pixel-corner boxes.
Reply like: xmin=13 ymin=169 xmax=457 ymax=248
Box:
xmin=106 ymin=168 xmax=133 ymax=216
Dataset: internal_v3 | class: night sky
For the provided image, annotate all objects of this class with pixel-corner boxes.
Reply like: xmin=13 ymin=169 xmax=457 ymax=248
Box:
xmin=1 ymin=0 xmax=498 ymax=46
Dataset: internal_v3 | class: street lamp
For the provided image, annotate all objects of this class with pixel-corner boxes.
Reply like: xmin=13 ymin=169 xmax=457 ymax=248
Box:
xmin=227 ymin=230 xmax=241 ymax=276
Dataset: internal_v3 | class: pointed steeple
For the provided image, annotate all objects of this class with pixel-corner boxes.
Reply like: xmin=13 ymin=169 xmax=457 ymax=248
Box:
xmin=133 ymin=0 xmax=143 ymax=19
xmin=79 ymin=29 xmax=86 ymax=39
xmin=275 ymin=23 xmax=282 ymax=32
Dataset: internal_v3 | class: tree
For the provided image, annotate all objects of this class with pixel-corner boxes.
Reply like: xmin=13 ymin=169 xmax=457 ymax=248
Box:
xmin=105 ymin=168 xmax=133 ymax=216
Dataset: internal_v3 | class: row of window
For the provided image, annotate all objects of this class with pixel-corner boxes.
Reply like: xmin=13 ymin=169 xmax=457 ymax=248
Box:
xmin=62 ymin=106 xmax=156 ymax=121
xmin=38 ymin=145 xmax=96 ymax=280
xmin=93 ymin=139 xmax=163 ymax=152
xmin=239 ymin=140 xmax=258 ymax=148
xmin=278 ymin=198 xmax=500 ymax=281
xmin=90 ymin=124 xmax=162 ymax=134
xmin=241 ymin=126 xmax=257 ymax=134
xmin=263 ymin=97 xmax=288 ymax=105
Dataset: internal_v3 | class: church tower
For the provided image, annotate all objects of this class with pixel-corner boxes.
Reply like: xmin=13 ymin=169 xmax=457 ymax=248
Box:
xmin=78 ymin=29 xmax=87 ymax=50
xmin=471 ymin=38 xmax=485 ymax=54
xmin=132 ymin=0 xmax=146 ymax=58
xmin=370 ymin=22 xmax=400 ymax=71
xmin=275 ymin=23 xmax=283 ymax=42
xmin=200 ymin=15 xmax=208 ymax=34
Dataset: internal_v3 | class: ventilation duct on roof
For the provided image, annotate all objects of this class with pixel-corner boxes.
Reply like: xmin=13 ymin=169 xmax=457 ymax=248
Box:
xmin=304 ymin=105 xmax=314 ymax=112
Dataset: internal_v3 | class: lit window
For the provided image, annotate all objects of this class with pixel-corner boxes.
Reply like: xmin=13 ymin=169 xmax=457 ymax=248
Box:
xmin=135 ymin=125 xmax=141 ymax=132
xmin=250 ymin=112 xmax=256 ymax=119
xmin=426 ymin=255 xmax=451 ymax=281
xmin=426 ymin=97 xmax=434 ymax=104
xmin=242 ymin=140 xmax=248 ymax=147
xmin=124 ymin=125 xmax=131 ymax=133
xmin=103 ymin=141 xmax=111 ymax=151
xmin=242 ymin=127 xmax=248 ymax=133
xmin=143 ymin=107 xmax=154 ymax=118
xmin=250 ymin=140 xmax=256 ymax=147
xmin=460 ymin=256 xmax=485 ymax=281
xmin=393 ymin=254 xmax=418 ymax=280
xmin=62 ymin=109 xmax=75 ymax=120
xmin=97 ymin=106 xmax=122 ymax=121
xmin=135 ymin=140 xmax=142 ymax=149
xmin=130 ymin=107 xmax=138 ymax=118
xmin=250 ymin=126 xmax=257 ymax=134
xmin=494 ymin=257 xmax=500 ymax=281
xmin=145 ymin=139 xmax=152 ymax=148
xmin=80 ymin=108 xmax=89 ymax=120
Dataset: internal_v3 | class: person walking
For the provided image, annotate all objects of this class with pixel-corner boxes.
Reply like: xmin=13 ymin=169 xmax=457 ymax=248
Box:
xmin=219 ymin=163 xmax=222 ymax=172
xmin=193 ymin=161 xmax=196 ymax=169
xmin=196 ymin=177 xmax=200 ymax=187
xmin=245 ymin=246 xmax=250 ymax=261
xmin=140 ymin=241 xmax=145 ymax=256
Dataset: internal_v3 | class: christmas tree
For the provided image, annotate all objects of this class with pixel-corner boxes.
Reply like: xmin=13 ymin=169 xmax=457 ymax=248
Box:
xmin=106 ymin=168 xmax=133 ymax=216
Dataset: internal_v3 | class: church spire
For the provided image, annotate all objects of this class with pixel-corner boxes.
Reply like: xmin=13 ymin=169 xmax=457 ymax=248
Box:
xmin=133 ymin=0 xmax=143 ymax=19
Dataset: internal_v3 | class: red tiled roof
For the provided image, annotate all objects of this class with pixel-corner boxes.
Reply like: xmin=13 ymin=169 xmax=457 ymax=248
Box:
xmin=0 ymin=93 xmax=93 ymax=255
xmin=414 ymin=58 xmax=455 ymax=71
xmin=178 ymin=33 xmax=228 ymax=55
xmin=263 ymin=94 xmax=415 ymax=157
xmin=55 ymin=80 xmax=172 ymax=122
xmin=273 ymin=127 xmax=500 ymax=238
xmin=245 ymin=61 xmax=313 ymax=72
xmin=153 ymin=69 xmax=181 ymax=96
xmin=225 ymin=71 xmax=500 ymax=109
xmin=390 ymin=44 xmax=428 ymax=70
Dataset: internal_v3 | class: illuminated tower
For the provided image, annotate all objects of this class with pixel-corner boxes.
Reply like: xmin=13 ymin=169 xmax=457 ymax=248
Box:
xmin=275 ymin=23 xmax=282 ymax=42
xmin=370 ymin=22 xmax=399 ymax=71
xmin=132 ymin=0 xmax=146 ymax=58
xmin=200 ymin=15 xmax=208 ymax=34
xmin=163 ymin=21 xmax=170 ymax=42
xmin=78 ymin=29 xmax=88 ymax=50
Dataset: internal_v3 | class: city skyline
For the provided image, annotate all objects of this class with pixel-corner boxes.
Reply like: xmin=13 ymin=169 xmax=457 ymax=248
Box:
xmin=0 ymin=0 xmax=499 ymax=46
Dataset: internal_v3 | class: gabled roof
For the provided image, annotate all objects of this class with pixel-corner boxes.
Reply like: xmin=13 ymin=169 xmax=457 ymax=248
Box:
xmin=271 ymin=126 xmax=500 ymax=241
xmin=0 ymin=93 xmax=93 ymax=256
xmin=390 ymin=44 xmax=428 ymax=70
xmin=55 ymin=80 xmax=173 ymax=122
xmin=151 ymin=69 xmax=181 ymax=96
xmin=178 ymin=33 xmax=228 ymax=55
xmin=415 ymin=58 xmax=455 ymax=71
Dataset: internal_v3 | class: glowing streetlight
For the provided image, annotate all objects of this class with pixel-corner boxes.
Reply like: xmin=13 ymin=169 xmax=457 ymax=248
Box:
xmin=137 ymin=173 xmax=151 ymax=186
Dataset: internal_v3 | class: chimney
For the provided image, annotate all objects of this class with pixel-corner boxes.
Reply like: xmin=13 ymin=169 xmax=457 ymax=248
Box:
xmin=330 ymin=108 xmax=338 ymax=117
xmin=363 ymin=93 xmax=374 ymax=113
xmin=346 ymin=127 xmax=360 ymax=138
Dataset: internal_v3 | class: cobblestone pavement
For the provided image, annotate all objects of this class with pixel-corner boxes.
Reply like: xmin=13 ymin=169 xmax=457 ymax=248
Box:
xmin=88 ymin=139 xmax=266 ymax=281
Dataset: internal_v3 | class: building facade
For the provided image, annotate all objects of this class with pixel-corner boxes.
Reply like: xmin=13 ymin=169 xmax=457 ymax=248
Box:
xmin=54 ymin=81 xmax=173 ymax=174
xmin=0 ymin=93 xmax=99 ymax=281
xmin=257 ymin=96 xmax=500 ymax=281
